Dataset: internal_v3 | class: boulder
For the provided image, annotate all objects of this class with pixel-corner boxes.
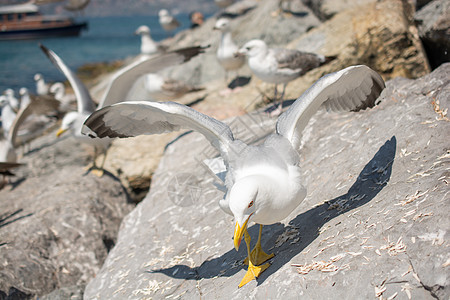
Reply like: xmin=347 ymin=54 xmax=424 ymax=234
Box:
xmin=0 ymin=134 xmax=134 ymax=297
xmin=415 ymin=0 xmax=450 ymax=69
xmin=84 ymin=63 xmax=449 ymax=299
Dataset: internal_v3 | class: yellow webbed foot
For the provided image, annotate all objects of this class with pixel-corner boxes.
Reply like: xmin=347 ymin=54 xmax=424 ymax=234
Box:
xmin=243 ymin=246 xmax=274 ymax=266
xmin=238 ymin=262 xmax=270 ymax=288
xmin=90 ymin=168 xmax=104 ymax=177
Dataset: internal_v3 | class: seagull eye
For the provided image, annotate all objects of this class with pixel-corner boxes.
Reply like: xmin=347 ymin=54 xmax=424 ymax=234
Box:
xmin=248 ymin=201 xmax=254 ymax=208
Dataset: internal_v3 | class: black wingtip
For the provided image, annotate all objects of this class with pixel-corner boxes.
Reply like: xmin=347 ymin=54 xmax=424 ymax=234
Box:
xmin=38 ymin=43 xmax=52 ymax=60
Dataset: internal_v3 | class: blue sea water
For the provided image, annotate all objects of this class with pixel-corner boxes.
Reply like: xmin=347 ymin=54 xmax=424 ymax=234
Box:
xmin=0 ymin=14 xmax=193 ymax=94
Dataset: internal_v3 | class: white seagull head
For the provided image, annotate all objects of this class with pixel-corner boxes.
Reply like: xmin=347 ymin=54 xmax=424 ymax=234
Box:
xmin=158 ymin=9 xmax=169 ymax=17
xmin=56 ymin=111 xmax=79 ymax=137
xmin=228 ymin=176 xmax=264 ymax=250
xmin=237 ymin=39 xmax=268 ymax=58
xmin=213 ymin=18 xmax=231 ymax=31
xmin=34 ymin=73 xmax=43 ymax=81
xmin=135 ymin=25 xmax=150 ymax=36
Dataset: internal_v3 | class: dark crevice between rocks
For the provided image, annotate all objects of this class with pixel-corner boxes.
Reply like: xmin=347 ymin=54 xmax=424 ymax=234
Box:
xmin=0 ymin=287 xmax=33 ymax=300
xmin=102 ymin=236 xmax=115 ymax=253
xmin=407 ymin=257 xmax=442 ymax=300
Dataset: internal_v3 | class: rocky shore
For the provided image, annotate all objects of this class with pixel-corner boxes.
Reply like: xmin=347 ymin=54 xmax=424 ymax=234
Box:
xmin=1 ymin=0 xmax=448 ymax=299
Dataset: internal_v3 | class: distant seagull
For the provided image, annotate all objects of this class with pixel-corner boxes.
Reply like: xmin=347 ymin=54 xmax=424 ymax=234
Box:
xmin=19 ymin=87 xmax=31 ymax=110
xmin=158 ymin=9 xmax=180 ymax=32
xmin=0 ymin=89 xmax=19 ymax=137
xmin=81 ymin=65 xmax=385 ymax=288
xmin=237 ymin=39 xmax=335 ymax=115
xmin=39 ymin=43 xmax=208 ymax=174
xmin=141 ymin=73 xmax=204 ymax=101
xmin=213 ymin=18 xmax=245 ymax=84
xmin=214 ymin=0 xmax=235 ymax=8
xmin=135 ymin=25 xmax=167 ymax=55
xmin=34 ymin=73 xmax=50 ymax=96
xmin=49 ymin=82 xmax=76 ymax=111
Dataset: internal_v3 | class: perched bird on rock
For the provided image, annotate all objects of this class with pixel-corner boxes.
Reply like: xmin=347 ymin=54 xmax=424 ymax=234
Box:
xmin=158 ymin=9 xmax=180 ymax=33
xmin=237 ymin=39 xmax=335 ymax=115
xmin=34 ymin=73 xmax=51 ymax=96
xmin=135 ymin=25 xmax=167 ymax=56
xmin=214 ymin=18 xmax=245 ymax=85
xmin=82 ymin=65 xmax=385 ymax=287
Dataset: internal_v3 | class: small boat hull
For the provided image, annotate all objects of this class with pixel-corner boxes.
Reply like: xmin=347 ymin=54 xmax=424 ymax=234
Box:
xmin=0 ymin=22 xmax=87 ymax=40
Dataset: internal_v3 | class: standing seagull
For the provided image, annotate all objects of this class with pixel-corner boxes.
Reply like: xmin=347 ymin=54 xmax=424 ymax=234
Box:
xmin=81 ymin=65 xmax=385 ymax=287
xmin=135 ymin=25 xmax=167 ymax=56
xmin=158 ymin=9 xmax=180 ymax=33
xmin=34 ymin=73 xmax=50 ymax=96
xmin=237 ymin=39 xmax=335 ymax=115
xmin=39 ymin=43 xmax=207 ymax=175
xmin=213 ymin=18 xmax=245 ymax=86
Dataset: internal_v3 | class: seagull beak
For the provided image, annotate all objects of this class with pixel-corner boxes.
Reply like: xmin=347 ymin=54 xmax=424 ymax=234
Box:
xmin=233 ymin=214 xmax=251 ymax=251
xmin=234 ymin=50 xmax=244 ymax=58
xmin=56 ymin=128 xmax=67 ymax=137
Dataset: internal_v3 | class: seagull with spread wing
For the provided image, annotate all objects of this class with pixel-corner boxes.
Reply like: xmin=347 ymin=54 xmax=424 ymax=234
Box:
xmin=82 ymin=65 xmax=385 ymax=287
xmin=39 ymin=43 xmax=207 ymax=175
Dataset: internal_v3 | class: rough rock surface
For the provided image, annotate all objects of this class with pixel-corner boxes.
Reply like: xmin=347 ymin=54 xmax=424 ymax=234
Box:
xmin=84 ymin=62 xmax=449 ymax=299
xmin=0 ymin=133 xmax=134 ymax=297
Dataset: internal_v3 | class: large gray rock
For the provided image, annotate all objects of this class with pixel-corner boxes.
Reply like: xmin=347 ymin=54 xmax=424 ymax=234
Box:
xmin=84 ymin=64 xmax=449 ymax=299
xmin=0 ymin=133 xmax=134 ymax=298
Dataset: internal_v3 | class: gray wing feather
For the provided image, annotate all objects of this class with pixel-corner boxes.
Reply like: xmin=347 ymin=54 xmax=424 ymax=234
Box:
xmin=9 ymin=96 xmax=61 ymax=147
xmin=273 ymin=48 xmax=322 ymax=71
xmin=276 ymin=65 xmax=385 ymax=150
xmin=82 ymin=101 xmax=234 ymax=157
xmin=98 ymin=46 xmax=208 ymax=108
xmin=39 ymin=44 xmax=96 ymax=114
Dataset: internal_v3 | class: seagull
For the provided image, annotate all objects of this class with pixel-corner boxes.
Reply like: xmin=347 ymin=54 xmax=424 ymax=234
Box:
xmin=158 ymin=9 xmax=181 ymax=32
xmin=19 ymin=87 xmax=31 ymax=109
xmin=213 ymin=18 xmax=245 ymax=84
xmin=135 ymin=73 xmax=205 ymax=101
xmin=81 ymin=65 xmax=385 ymax=287
xmin=39 ymin=43 xmax=207 ymax=175
xmin=0 ymin=93 xmax=59 ymax=188
xmin=0 ymin=90 xmax=19 ymax=138
xmin=237 ymin=39 xmax=335 ymax=115
xmin=34 ymin=73 xmax=51 ymax=96
xmin=49 ymin=82 xmax=76 ymax=111
xmin=135 ymin=25 xmax=167 ymax=56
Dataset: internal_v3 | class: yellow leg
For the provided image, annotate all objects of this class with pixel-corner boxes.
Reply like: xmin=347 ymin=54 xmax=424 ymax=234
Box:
xmin=238 ymin=229 xmax=271 ymax=288
xmin=244 ymin=225 xmax=274 ymax=266
xmin=89 ymin=147 xmax=106 ymax=177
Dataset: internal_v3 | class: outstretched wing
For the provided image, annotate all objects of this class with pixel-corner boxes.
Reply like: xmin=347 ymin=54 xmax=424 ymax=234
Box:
xmin=39 ymin=44 xmax=95 ymax=114
xmin=9 ymin=96 xmax=61 ymax=148
xmin=276 ymin=65 xmax=385 ymax=149
xmin=82 ymin=101 xmax=234 ymax=157
xmin=98 ymin=45 xmax=209 ymax=108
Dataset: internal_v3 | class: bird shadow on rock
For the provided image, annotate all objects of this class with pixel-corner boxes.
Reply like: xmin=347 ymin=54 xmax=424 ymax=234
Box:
xmin=150 ymin=136 xmax=397 ymax=286
xmin=228 ymin=76 xmax=251 ymax=89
